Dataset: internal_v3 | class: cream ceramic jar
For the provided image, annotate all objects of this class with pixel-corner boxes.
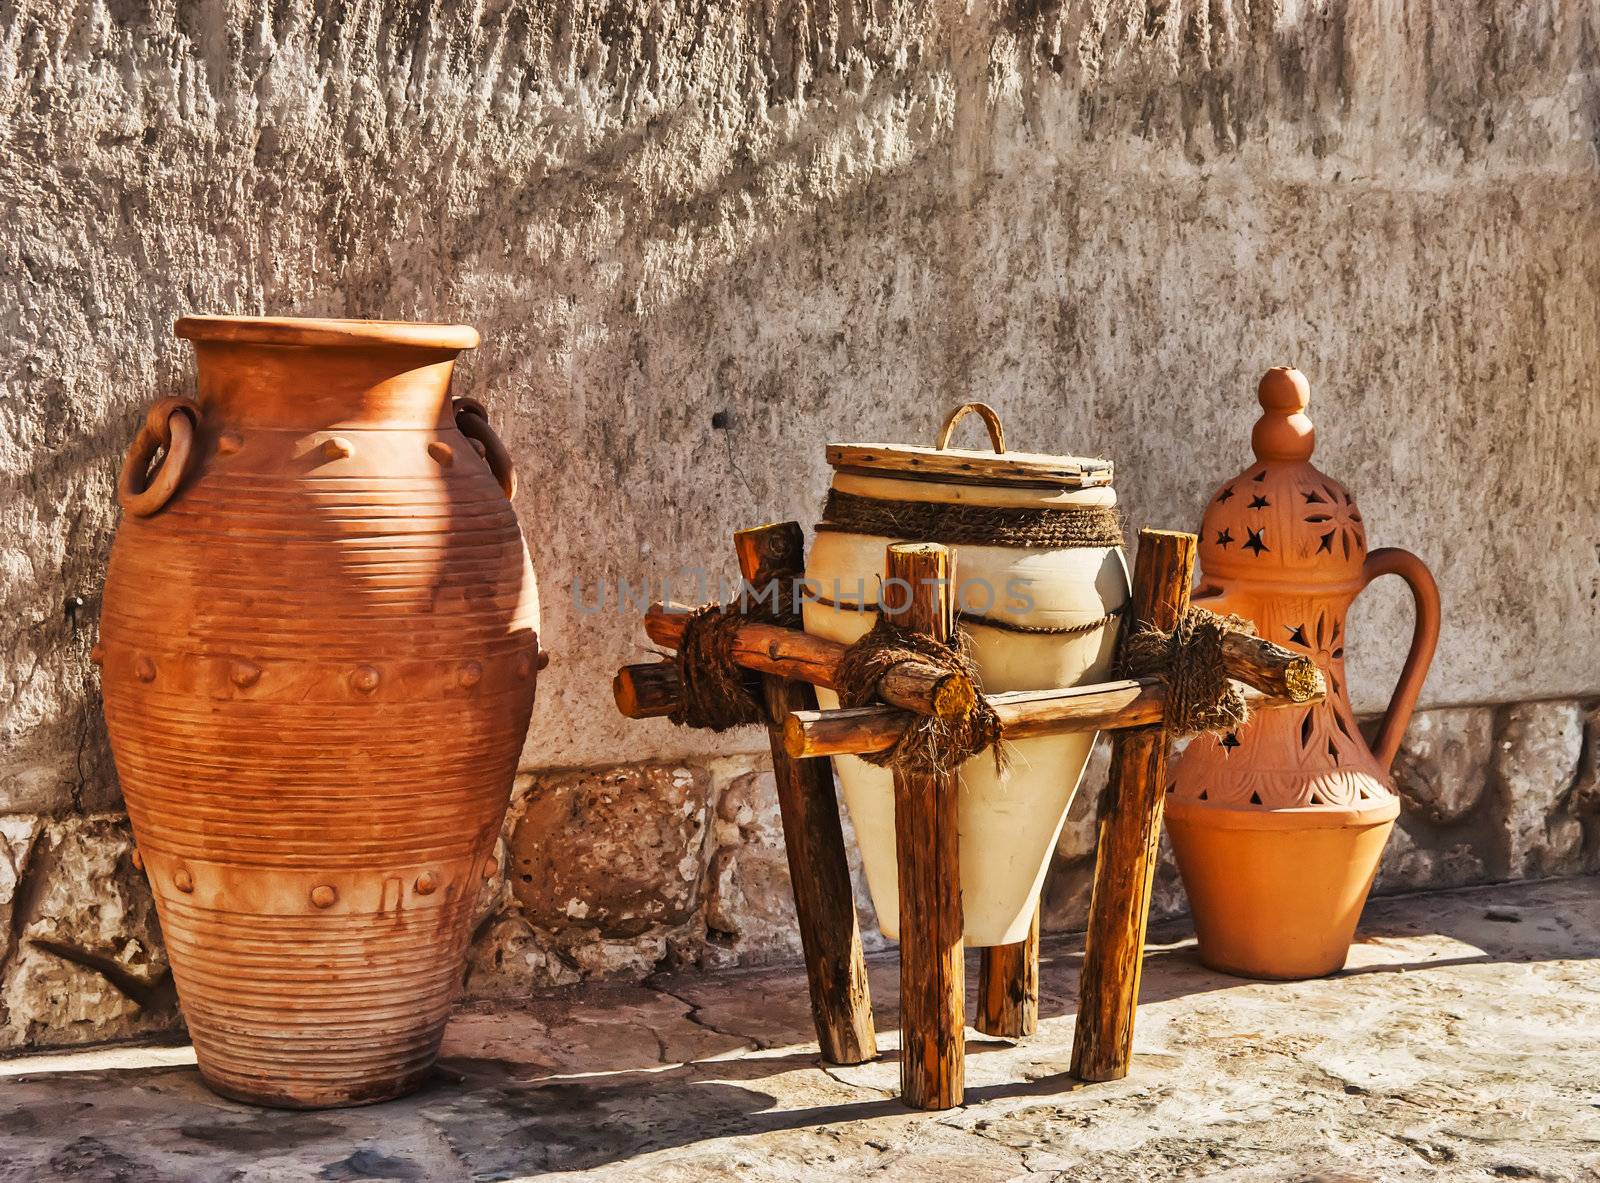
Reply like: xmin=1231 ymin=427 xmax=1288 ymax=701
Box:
xmin=802 ymin=407 xmax=1128 ymax=946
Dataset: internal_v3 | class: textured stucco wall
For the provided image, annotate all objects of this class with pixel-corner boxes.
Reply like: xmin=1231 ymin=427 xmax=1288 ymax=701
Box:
xmin=1 ymin=1 xmax=1598 ymax=1048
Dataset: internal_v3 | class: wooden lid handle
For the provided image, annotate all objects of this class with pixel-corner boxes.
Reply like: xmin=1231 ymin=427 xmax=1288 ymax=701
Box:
xmin=937 ymin=403 xmax=1006 ymax=453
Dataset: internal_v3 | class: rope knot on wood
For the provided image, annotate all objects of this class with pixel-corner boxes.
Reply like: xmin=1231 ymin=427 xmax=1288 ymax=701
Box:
xmin=1120 ymin=607 xmax=1256 ymax=738
xmin=669 ymin=570 xmax=803 ymax=732
xmin=836 ymin=615 xmax=1002 ymax=776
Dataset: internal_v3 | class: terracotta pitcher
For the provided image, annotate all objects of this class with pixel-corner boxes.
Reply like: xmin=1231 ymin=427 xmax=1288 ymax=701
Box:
xmin=98 ymin=316 xmax=540 ymax=1107
xmin=1164 ymin=368 xmax=1439 ymax=979
xmin=804 ymin=405 xmax=1129 ymax=946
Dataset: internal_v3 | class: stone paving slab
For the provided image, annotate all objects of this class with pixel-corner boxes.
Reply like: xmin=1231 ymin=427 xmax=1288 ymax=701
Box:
xmin=2 ymin=878 xmax=1598 ymax=1182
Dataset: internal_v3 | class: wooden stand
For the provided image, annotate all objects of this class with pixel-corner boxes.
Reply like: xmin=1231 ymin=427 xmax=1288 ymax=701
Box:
xmin=976 ymin=907 xmax=1039 ymax=1038
xmin=1071 ymin=529 xmax=1194 ymax=1082
xmin=733 ymin=524 xmax=876 ymax=1066
xmin=884 ymin=543 xmax=965 ymax=1109
xmin=613 ymin=523 xmax=1324 ymax=1110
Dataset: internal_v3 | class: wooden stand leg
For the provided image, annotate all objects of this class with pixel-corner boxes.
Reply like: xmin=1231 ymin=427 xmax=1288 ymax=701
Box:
xmin=1071 ymin=529 xmax=1196 ymax=1083
xmin=976 ymin=906 xmax=1039 ymax=1038
xmin=885 ymin=542 xmax=965 ymax=1110
xmin=735 ymin=525 xmax=876 ymax=1065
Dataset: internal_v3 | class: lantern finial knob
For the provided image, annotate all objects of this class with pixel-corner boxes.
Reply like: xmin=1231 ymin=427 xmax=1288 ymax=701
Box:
xmin=1251 ymin=367 xmax=1315 ymax=463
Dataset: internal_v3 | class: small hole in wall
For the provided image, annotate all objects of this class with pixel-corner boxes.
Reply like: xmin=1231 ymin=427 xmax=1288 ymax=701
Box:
xmin=711 ymin=410 xmax=734 ymax=430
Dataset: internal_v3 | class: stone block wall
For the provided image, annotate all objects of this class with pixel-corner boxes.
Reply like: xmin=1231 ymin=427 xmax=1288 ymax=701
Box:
xmin=2 ymin=2 xmax=1597 ymax=1049
xmin=457 ymin=699 xmax=1600 ymax=1000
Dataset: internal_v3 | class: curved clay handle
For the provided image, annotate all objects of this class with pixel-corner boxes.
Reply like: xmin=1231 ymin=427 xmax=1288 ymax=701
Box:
xmin=453 ymin=397 xmax=517 ymax=500
xmin=117 ymin=398 xmax=201 ymax=517
xmin=937 ymin=402 xmax=1006 ymax=453
xmin=1358 ymin=547 xmax=1441 ymax=772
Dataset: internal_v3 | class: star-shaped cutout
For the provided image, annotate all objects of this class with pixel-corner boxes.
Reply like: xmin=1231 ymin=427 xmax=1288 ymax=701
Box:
xmin=1317 ymin=530 xmax=1335 ymax=553
xmin=1243 ymin=527 xmax=1269 ymax=556
xmin=1248 ymin=494 xmax=1270 ymax=509
xmin=1215 ymin=528 xmax=1234 ymax=547
xmin=1219 ymin=732 xmax=1241 ymax=752
xmin=1216 ymin=486 xmax=1234 ymax=503
xmin=1285 ymin=624 xmax=1308 ymax=647
xmin=1303 ymin=489 xmax=1326 ymax=504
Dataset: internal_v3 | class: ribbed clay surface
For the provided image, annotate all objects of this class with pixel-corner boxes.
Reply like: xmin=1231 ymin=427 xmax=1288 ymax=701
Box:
xmin=100 ymin=323 xmax=538 ymax=1108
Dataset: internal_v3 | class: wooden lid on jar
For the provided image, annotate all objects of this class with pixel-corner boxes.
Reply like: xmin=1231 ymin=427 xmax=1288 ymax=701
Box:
xmin=826 ymin=403 xmax=1114 ymax=490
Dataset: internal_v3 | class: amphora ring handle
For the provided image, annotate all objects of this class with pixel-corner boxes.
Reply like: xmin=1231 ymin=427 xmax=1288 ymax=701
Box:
xmin=117 ymin=397 xmax=201 ymax=517
xmin=937 ymin=402 xmax=1006 ymax=453
xmin=1357 ymin=548 xmax=1441 ymax=772
xmin=454 ymin=397 xmax=517 ymax=500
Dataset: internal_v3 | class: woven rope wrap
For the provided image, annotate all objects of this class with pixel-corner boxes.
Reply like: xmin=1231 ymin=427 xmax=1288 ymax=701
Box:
xmin=669 ymin=604 xmax=763 ymax=731
xmin=835 ymin=615 xmax=1002 ymax=776
xmin=1121 ymin=607 xmax=1256 ymax=738
xmin=818 ymin=490 xmax=1124 ymax=549
xmin=807 ymin=594 xmax=1125 ymax=637
xmin=668 ymin=571 xmax=804 ymax=732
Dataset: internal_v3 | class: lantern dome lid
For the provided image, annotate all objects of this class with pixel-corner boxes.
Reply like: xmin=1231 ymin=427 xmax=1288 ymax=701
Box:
xmin=1197 ymin=368 xmax=1366 ymax=584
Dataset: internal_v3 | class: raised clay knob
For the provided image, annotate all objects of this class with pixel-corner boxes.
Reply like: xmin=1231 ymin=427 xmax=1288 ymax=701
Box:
xmin=1251 ymin=367 xmax=1316 ymax=463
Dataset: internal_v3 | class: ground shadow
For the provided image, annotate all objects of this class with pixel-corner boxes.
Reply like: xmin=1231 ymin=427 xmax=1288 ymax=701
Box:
xmin=643 ymin=873 xmax=1600 ymax=1072
xmin=2 ymin=877 xmax=1593 ymax=1180
xmin=0 ymin=1048 xmax=1104 ymax=1181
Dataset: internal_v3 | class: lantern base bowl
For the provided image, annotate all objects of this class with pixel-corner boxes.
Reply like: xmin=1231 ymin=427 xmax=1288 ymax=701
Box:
xmin=1165 ymin=797 xmax=1399 ymax=981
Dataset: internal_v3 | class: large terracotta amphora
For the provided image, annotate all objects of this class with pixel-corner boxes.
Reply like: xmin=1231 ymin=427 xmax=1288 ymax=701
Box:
xmin=1166 ymin=368 xmax=1439 ymax=979
xmin=803 ymin=405 xmax=1129 ymax=946
xmin=98 ymin=316 xmax=540 ymax=1107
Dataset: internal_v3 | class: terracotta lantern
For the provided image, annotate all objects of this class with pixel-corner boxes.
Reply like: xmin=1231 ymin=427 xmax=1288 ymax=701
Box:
xmin=98 ymin=317 xmax=540 ymax=1107
xmin=1165 ymin=367 xmax=1440 ymax=980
